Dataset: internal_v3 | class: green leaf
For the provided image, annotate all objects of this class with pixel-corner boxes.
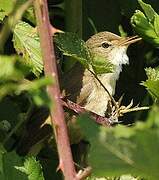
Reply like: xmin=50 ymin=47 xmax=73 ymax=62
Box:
xmin=54 ymin=32 xmax=91 ymax=68
xmin=0 ymin=55 xmax=30 ymax=81
xmin=13 ymin=21 xmax=43 ymax=77
xmin=138 ymin=0 xmax=156 ymax=23
xmin=54 ymin=32 xmax=115 ymax=75
xmin=0 ymin=0 xmax=32 ymax=21
xmin=17 ymin=77 xmax=53 ymax=107
xmin=0 ymin=80 xmax=52 ymax=107
xmin=145 ymin=67 xmax=159 ymax=81
xmin=92 ymin=55 xmax=114 ymax=74
xmin=78 ymin=114 xmax=159 ymax=179
xmin=0 ymin=0 xmax=15 ymax=21
xmin=141 ymin=68 xmax=159 ymax=99
xmin=142 ymin=80 xmax=159 ymax=99
xmin=131 ymin=10 xmax=159 ymax=46
xmin=146 ymin=105 xmax=159 ymax=128
xmin=0 ymin=55 xmax=29 ymax=99
xmin=154 ymin=14 xmax=159 ymax=37
xmin=0 ymin=151 xmax=27 ymax=180
xmin=131 ymin=1 xmax=159 ymax=47
xmin=0 ymin=55 xmax=52 ymax=106
xmin=15 ymin=157 xmax=44 ymax=180
xmin=23 ymin=7 xmax=36 ymax=25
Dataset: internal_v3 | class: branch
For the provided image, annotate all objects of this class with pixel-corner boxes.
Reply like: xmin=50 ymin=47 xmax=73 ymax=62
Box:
xmin=65 ymin=0 xmax=82 ymax=38
xmin=33 ymin=0 xmax=77 ymax=179
xmin=61 ymin=98 xmax=112 ymax=127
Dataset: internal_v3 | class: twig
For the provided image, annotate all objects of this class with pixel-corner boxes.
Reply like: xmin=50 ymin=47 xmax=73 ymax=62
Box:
xmin=33 ymin=0 xmax=77 ymax=179
xmin=61 ymin=98 xmax=112 ymax=126
xmin=89 ymin=69 xmax=117 ymax=108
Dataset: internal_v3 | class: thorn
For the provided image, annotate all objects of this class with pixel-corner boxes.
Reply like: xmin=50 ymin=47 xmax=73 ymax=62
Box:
xmin=50 ymin=25 xmax=64 ymax=35
xmin=56 ymin=165 xmax=60 ymax=172
xmin=56 ymin=159 xmax=64 ymax=172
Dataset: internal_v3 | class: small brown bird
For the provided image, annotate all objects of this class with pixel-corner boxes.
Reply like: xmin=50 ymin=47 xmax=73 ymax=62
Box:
xmin=62 ymin=32 xmax=141 ymax=116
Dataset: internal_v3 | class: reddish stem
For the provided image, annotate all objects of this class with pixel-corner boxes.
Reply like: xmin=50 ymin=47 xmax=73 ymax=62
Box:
xmin=33 ymin=0 xmax=77 ymax=179
xmin=61 ymin=98 xmax=112 ymax=127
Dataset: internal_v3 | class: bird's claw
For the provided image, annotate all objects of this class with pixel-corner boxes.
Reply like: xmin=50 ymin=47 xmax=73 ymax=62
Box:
xmin=107 ymin=96 xmax=149 ymax=124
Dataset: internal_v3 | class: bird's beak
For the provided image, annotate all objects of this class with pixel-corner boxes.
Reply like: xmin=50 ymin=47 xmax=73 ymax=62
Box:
xmin=118 ymin=35 xmax=142 ymax=46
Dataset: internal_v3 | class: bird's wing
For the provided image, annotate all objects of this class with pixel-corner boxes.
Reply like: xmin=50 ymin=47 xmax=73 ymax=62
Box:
xmin=61 ymin=62 xmax=92 ymax=106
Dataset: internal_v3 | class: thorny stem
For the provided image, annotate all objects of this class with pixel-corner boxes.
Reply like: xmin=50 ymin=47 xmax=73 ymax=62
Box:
xmin=33 ymin=0 xmax=77 ymax=179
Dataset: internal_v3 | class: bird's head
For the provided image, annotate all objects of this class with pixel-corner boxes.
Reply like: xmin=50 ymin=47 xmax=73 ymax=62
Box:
xmin=86 ymin=31 xmax=141 ymax=67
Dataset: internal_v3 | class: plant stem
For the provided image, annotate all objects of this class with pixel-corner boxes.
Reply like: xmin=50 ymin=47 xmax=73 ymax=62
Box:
xmin=61 ymin=98 xmax=112 ymax=126
xmin=3 ymin=100 xmax=34 ymax=145
xmin=65 ymin=0 xmax=82 ymax=38
xmin=89 ymin=69 xmax=118 ymax=108
xmin=64 ymin=0 xmax=83 ymax=71
xmin=33 ymin=0 xmax=77 ymax=179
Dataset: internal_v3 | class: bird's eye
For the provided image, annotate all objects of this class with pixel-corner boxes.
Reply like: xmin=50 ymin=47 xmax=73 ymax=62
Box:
xmin=101 ymin=42 xmax=110 ymax=48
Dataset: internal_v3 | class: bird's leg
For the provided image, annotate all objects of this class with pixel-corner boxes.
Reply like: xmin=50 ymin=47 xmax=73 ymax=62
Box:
xmin=108 ymin=96 xmax=149 ymax=122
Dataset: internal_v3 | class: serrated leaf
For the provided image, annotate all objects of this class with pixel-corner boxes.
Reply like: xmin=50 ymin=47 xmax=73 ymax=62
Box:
xmin=154 ymin=14 xmax=159 ymax=37
xmin=54 ymin=32 xmax=91 ymax=68
xmin=0 ymin=151 xmax=27 ymax=180
xmin=145 ymin=67 xmax=159 ymax=81
xmin=15 ymin=157 xmax=44 ymax=180
xmin=131 ymin=11 xmax=155 ymax=38
xmin=142 ymin=68 xmax=159 ymax=99
xmin=92 ymin=55 xmax=114 ymax=74
xmin=138 ymin=0 xmax=156 ymax=23
xmin=131 ymin=10 xmax=159 ymax=46
xmin=78 ymin=113 xmax=159 ymax=179
xmin=13 ymin=21 xmax=43 ymax=77
xmin=142 ymin=80 xmax=159 ymax=99
xmin=54 ymin=32 xmax=115 ymax=75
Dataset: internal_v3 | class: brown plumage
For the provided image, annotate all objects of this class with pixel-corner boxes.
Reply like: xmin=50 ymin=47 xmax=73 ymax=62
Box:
xmin=62 ymin=32 xmax=141 ymax=116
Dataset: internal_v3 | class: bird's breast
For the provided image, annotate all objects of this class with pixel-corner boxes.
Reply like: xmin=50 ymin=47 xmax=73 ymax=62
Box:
xmin=79 ymin=70 xmax=120 ymax=116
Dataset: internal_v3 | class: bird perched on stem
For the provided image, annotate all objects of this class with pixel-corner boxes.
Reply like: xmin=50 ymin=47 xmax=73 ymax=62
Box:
xmin=62 ymin=32 xmax=141 ymax=118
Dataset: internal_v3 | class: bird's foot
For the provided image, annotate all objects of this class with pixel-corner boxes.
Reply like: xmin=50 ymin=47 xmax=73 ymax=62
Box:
xmin=107 ymin=96 xmax=149 ymax=123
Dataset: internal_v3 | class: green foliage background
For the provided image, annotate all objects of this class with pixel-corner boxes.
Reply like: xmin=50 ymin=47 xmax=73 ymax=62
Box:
xmin=1 ymin=0 xmax=159 ymax=180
